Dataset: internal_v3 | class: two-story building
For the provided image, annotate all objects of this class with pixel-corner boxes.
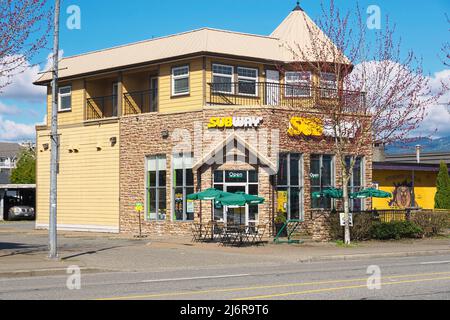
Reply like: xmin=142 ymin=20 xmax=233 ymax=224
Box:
xmin=34 ymin=5 xmax=372 ymax=240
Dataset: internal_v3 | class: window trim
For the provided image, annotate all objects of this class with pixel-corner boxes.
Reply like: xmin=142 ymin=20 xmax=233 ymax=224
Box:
xmin=310 ymin=154 xmax=336 ymax=210
xmin=237 ymin=66 xmax=259 ymax=97
xmin=145 ymin=155 xmax=167 ymax=221
xmin=171 ymin=65 xmax=190 ymax=97
xmin=172 ymin=153 xmax=194 ymax=222
xmin=212 ymin=63 xmax=235 ymax=94
xmin=58 ymin=85 xmax=72 ymax=112
xmin=320 ymin=72 xmax=338 ymax=98
xmin=284 ymin=71 xmax=312 ymax=98
xmin=346 ymin=156 xmax=365 ymax=211
xmin=276 ymin=153 xmax=305 ymax=221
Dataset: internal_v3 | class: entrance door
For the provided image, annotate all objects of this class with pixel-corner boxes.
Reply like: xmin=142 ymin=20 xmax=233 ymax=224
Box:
xmin=266 ymin=70 xmax=280 ymax=105
xmin=112 ymin=82 xmax=119 ymax=117
xmin=150 ymin=77 xmax=158 ymax=113
xmin=225 ymin=185 xmax=247 ymax=226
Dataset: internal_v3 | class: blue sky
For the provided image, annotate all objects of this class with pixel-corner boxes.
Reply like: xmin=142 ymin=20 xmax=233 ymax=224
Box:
xmin=0 ymin=0 xmax=449 ymax=142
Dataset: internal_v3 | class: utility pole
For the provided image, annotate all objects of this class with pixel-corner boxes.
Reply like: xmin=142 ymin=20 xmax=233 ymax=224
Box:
xmin=49 ymin=0 xmax=61 ymax=259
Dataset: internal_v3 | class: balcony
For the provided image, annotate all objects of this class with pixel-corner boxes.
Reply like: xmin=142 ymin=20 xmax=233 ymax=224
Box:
xmin=86 ymin=95 xmax=118 ymax=120
xmin=207 ymin=82 xmax=366 ymax=111
xmin=123 ymin=88 xmax=158 ymax=116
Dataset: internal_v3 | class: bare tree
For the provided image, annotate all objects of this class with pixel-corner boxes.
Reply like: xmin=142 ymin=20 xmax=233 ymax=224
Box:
xmin=440 ymin=14 xmax=450 ymax=68
xmin=279 ymin=0 xmax=445 ymax=244
xmin=0 ymin=0 xmax=51 ymax=93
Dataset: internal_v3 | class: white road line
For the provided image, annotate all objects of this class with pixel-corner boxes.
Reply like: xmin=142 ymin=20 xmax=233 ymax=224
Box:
xmin=141 ymin=274 xmax=251 ymax=283
xmin=420 ymin=261 xmax=450 ymax=265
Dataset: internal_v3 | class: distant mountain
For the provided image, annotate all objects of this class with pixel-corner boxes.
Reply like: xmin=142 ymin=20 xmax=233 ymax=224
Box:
xmin=386 ymin=137 xmax=450 ymax=155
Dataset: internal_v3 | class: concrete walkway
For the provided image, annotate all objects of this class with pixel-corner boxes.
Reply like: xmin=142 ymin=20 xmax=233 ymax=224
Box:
xmin=0 ymin=222 xmax=449 ymax=278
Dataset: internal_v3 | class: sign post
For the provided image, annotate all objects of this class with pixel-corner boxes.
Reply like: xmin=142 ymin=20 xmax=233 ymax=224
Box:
xmin=134 ymin=202 xmax=145 ymax=238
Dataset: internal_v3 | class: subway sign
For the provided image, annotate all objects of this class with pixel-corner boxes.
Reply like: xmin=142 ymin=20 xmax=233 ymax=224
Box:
xmin=208 ymin=117 xmax=263 ymax=129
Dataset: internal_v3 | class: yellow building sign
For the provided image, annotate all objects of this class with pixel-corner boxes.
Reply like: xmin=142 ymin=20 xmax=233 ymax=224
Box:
xmin=208 ymin=117 xmax=263 ymax=129
xmin=287 ymin=117 xmax=324 ymax=137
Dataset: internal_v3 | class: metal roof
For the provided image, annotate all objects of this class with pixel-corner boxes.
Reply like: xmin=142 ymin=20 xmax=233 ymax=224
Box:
xmin=35 ymin=9 xmax=349 ymax=85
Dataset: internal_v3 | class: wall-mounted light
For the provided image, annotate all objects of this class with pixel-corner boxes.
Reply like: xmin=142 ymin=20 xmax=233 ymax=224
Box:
xmin=161 ymin=130 xmax=169 ymax=139
xmin=43 ymin=143 xmax=49 ymax=151
xmin=110 ymin=137 xmax=117 ymax=147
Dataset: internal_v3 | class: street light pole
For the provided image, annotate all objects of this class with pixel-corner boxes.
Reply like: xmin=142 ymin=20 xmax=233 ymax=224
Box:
xmin=49 ymin=0 xmax=61 ymax=259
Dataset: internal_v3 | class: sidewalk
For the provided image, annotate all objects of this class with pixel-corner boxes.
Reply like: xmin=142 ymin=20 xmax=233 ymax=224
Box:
xmin=0 ymin=222 xmax=449 ymax=278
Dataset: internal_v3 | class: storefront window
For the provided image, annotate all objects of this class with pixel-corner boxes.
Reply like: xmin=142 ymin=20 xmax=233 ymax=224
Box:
xmin=311 ymin=155 xmax=335 ymax=209
xmin=277 ymin=153 xmax=304 ymax=221
xmin=346 ymin=156 xmax=364 ymax=211
xmin=173 ymin=153 xmax=194 ymax=221
xmin=146 ymin=155 xmax=167 ymax=220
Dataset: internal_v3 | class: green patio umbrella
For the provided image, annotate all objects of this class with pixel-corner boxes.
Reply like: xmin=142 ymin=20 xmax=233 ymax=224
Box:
xmin=353 ymin=188 xmax=392 ymax=199
xmin=187 ymin=188 xmax=231 ymax=201
xmin=218 ymin=192 xmax=265 ymax=206
xmin=312 ymin=188 xmax=344 ymax=199
xmin=217 ymin=192 xmax=265 ymax=225
xmin=352 ymin=188 xmax=392 ymax=211
xmin=187 ymin=188 xmax=234 ymax=230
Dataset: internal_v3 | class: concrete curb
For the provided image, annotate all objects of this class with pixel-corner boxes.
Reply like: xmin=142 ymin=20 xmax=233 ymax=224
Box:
xmin=0 ymin=267 xmax=111 ymax=279
xmin=297 ymin=249 xmax=450 ymax=263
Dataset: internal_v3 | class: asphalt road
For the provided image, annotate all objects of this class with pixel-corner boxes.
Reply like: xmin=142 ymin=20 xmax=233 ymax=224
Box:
xmin=1 ymin=254 xmax=449 ymax=300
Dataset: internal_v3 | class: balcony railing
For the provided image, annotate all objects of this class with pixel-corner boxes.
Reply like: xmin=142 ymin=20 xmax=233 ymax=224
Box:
xmin=208 ymin=82 xmax=366 ymax=110
xmin=123 ymin=89 xmax=158 ymax=116
xmin=86 ymin=95 xmax=118 ymax=120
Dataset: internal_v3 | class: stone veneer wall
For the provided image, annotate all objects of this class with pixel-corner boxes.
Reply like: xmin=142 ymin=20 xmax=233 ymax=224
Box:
xmin=119 ymin=107 xmax=373 ymax=241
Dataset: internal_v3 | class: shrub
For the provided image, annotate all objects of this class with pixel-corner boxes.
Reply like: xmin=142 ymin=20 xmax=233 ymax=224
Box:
xmin=411 ymin=212 xmax=449 ymax=237
xmin=328 ymin=213 xmax=376 ymax=241
xmin=435 ymin=161 xmax=450 ymax=209
xmin=371 ymin=221 xmax=423 ymax=240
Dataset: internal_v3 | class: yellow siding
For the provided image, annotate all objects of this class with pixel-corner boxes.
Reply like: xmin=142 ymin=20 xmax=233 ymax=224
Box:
xmin=158 ymin=58 xmax=204 ymax=113
xmin=36 ymin=123 xmax=120 ymax=231
xmin=373 ymin=170 xmax=437 ymax=210
xmin=47 ymin=80 xmax=85 ymax=126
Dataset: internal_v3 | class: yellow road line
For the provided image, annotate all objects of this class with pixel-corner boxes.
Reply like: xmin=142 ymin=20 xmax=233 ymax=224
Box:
xmin=235 ymin=276 xmax=450 ymax=300
xmin=96 ymin=271 xmax=450 ymax=300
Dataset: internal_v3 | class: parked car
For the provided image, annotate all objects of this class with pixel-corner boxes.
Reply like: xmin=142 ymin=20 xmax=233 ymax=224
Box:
xmin=7 ymin=206 xmax=35 ymax=221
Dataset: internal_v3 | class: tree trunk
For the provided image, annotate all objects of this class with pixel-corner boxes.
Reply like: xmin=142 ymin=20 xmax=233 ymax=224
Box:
xmin=342 ymin=173 xmax=351 ymax=245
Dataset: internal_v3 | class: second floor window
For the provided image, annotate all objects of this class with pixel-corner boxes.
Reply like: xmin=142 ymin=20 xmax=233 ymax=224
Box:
xmin=58 ymin=86 xmax=72 ymax=111
xmin=320 ymin=72 xmax=338 ymax=98
xmin=285 ymin=72 xmax=311 ymax=97
xmin=212 ymin=64 xmax=234 ymax=94
xmin=237 ymin=67 xmax=258 ymax=96
xmin=172 ymin=65 xmax=189 ymax=96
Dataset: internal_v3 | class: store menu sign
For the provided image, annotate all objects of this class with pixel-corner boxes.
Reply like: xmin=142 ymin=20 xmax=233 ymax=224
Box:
xmin=208 ymin=117 xmax=263 ymax=129
xmin=288 ymin=117 xmax=358 ymax=138
xmin=288 ymin=117 xmax=324 ymax=137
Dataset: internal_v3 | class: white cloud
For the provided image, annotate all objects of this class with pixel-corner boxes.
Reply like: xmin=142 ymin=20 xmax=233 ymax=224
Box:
xmin=0 ymin=102 xmax=20 ymax=115
xmin=0 ymin=116 xmax=36 ymax=142
xmin=0 ymin=57 xmax=46 ymax=102
xmin=0 ymin=51 xmax=63 ymax=102
xmin=413 ymin=69 xmax=450 ymax=138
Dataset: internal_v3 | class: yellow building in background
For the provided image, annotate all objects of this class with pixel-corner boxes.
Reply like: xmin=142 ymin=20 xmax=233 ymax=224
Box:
xmin=373 ymin=162 xmax=446 ymax=210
